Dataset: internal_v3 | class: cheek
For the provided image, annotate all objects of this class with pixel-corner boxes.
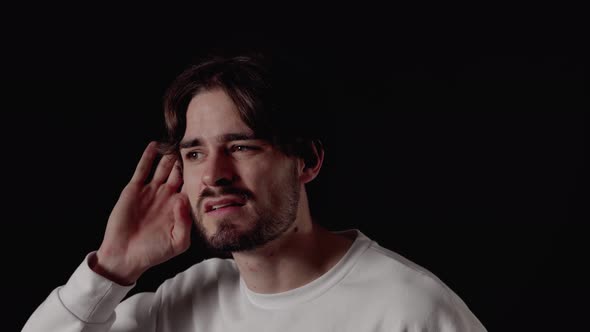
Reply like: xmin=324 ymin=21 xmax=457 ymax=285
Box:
xmin=246 ymin=162 xmax=292 ymax=193
xmin=240 ymin=165 xmax=269 ymax=189
xmin=182 ymin=170 xmax=202 ymax=200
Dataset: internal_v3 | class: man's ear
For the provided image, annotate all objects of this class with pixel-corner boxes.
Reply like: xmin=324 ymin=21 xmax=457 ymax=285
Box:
xmin=299 ymin=141 xmax=324 ymax=184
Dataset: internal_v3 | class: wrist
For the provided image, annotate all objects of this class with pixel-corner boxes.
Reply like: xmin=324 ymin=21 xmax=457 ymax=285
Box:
xmin=90 ymin=251 xmax=142 ymax=286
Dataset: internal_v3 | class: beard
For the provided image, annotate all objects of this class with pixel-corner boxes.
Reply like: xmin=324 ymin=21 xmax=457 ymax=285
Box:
xmin=192 ymin=164 xmax=300 ymax=252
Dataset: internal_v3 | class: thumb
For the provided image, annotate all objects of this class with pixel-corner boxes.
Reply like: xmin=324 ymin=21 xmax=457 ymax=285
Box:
xmin=171 ymin=194 xmax=192 ymax=252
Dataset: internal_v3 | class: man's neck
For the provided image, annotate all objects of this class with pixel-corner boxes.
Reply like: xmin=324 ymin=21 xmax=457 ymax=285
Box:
xmin=232 ymin=222 xmax=354 ymax=294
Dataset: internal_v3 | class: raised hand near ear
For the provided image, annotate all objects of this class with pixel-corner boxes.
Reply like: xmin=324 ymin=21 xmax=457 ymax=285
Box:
xmin=93 ymin=142 xmax=193 ymax=285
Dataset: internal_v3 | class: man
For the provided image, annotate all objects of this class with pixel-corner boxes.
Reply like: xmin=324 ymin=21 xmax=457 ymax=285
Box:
xmin=23 ymin=54 xmax=487 ymax=331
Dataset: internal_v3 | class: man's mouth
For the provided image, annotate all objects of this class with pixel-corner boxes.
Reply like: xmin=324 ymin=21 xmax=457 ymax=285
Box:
xmin=210 ymin=202 xmax=244 ymax=211
xmin=204 ymin=196 xmax=247 ymax=213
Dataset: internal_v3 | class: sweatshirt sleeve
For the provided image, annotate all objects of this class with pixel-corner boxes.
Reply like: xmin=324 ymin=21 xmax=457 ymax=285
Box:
xmin=22 ymin=252 xmax=158 ymax=332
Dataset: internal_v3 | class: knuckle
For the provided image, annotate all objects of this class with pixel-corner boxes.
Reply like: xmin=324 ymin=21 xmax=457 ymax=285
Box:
xmin=121 ymin=183 xmax=140 ymax=197
xmin=159 ymin=183 xmax=176 ymax=195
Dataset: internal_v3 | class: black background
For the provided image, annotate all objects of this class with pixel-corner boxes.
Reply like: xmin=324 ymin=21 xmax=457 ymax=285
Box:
xmin=4 ymin=3 xmax=588 ymax=331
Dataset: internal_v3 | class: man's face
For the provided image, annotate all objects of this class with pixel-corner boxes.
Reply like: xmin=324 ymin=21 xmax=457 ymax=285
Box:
xmin=180 ymin=88 xmax=301 ymax=252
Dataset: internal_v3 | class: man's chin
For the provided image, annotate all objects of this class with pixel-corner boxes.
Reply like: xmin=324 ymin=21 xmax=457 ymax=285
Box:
xmin=206 ymin=221 xmax=251 ymax=252
xmin=210 ymin=221 xmax=280 ymax=252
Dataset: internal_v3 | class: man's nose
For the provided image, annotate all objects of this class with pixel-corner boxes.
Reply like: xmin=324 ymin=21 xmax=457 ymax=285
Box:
xmin=201 ymin=151 xmax=236 ymax=187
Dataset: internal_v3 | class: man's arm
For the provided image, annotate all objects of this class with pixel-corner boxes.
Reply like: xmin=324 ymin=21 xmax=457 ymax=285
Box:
xmin=22 ymin=142 xmax=193 ymax=331
xmin=22 ymin=253 xmax=147 ymax=332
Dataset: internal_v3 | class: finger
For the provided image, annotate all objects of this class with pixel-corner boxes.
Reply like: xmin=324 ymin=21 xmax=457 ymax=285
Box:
xmin=171 ymin=194 xmax=192 ymax=252
xmin=152 ymin=153 xmax=177 ymax=185
xmin=130 ymin=142 xmax=158 ymax=184
xmin=167 ymin=160 xmax=183 ymax=190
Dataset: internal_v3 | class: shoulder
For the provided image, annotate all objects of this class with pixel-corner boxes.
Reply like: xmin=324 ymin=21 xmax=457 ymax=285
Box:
xmin=361 ymin=241 xmax=459 ymax=302
xmin=346 ymin=232 xmax=486 ymax=330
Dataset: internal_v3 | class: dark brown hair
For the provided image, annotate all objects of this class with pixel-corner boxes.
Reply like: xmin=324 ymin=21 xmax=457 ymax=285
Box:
xmin=160 ymin=53 xmax=324 ymax=167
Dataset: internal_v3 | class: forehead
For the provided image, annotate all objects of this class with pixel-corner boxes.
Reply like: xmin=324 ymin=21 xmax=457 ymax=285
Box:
xmin=185 ymin=88 xmax=253 ymax=138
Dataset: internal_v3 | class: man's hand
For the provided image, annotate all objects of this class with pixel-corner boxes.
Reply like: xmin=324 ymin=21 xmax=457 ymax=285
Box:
xmin=93 ymin=142 xmax=192 ymax=285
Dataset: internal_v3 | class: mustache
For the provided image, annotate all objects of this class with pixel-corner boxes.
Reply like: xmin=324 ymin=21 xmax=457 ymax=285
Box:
xmin=196 ymin=187 xmax=253 ymax=209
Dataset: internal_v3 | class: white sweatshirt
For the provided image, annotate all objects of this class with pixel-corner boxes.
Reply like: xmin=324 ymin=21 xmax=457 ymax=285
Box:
xmin=23 ymin=230 xmax=487 ymax=331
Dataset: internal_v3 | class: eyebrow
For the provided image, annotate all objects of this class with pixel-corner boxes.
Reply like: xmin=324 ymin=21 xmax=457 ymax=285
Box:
xmin=179 ymin=133 xmax=258 ymax=149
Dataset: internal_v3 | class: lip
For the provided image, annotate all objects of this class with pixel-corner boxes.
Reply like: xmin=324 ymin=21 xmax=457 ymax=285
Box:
xmin=204 ymin=196 xmax=247 ymax=213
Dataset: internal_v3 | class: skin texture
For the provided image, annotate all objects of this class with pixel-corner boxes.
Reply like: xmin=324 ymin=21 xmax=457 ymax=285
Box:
xmin=94 ymin=143 xmax=192 ymax=285
xmin=94 ymin=87 xmax=353 ymax=292
xmin=180 ymin=88 xmax=302 ymax=253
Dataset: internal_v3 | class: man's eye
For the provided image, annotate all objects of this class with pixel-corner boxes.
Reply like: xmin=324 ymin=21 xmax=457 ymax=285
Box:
xmin=185 ymin=151 xmax=202 ymax=160
xmin=231 ymin=145 xmax=255 ymax=152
